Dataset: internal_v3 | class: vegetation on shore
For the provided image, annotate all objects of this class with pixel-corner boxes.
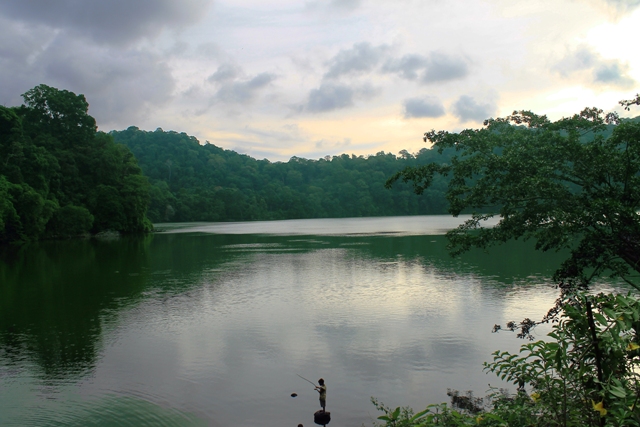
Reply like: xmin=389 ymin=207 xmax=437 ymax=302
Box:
xmin=3 ymin=83 xmax=640 ymax=425
xmin=110 ymin=126 xmax=454 ymax=223
xmin=375 ymin=96 xmax=640 ymax=426
xmin=1 ymin=84 xmax=459 ymax=244
xmin=372 ymin=292 xmax=640 ymax=427
xmin=0 ymin=85 xmax=151 ymax=244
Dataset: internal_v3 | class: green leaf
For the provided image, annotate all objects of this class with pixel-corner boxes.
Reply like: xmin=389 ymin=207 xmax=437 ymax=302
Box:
xmin=593 ymin=312 xmax=608 ymax=326
xmin=410 ymin=409 xmax=430 ymax=422
xmin=609 ymin=385 xmax=627 ymax=398
xmin=391 ymin=407 xmax=400 ymax=420
xmin=602 ymin=307 xmax=617 ymax=319
xmin=554 ymin=349 xmax=563 ymax=371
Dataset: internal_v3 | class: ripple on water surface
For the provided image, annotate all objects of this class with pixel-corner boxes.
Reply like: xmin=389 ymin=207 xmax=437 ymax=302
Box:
xmin=14 ymin=393 xmax=208 ymax=427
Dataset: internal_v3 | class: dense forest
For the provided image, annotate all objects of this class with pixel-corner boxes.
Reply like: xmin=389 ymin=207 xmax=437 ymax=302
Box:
xmin=1 ymin=84 xmax=458 ymax=244
xmin=111 ymin=127 xmax=455 ymax=223
xmin=11 ymin=84 xmax=634 ymax=245
xmin=0 ymin=85 xmax=152 ymax=244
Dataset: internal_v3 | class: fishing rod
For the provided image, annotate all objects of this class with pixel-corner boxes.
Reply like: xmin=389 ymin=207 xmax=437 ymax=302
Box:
xmin=297 ymin=374 xmax=317 ymax=387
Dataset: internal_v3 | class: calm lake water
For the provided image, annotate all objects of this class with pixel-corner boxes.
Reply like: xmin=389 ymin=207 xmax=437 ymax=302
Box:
xmin=0 ymin=215 xmax=620 ymax=426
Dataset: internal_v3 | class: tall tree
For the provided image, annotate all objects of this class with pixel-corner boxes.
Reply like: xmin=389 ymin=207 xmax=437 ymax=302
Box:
xmin=387 ymin=99 xmax=640 ymax=290
xmin=0 ymin=85 xmax=151 ymax=244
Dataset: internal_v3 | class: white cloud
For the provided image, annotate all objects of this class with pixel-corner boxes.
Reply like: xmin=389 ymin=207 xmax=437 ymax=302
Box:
xmin=601 ymin=0 xmax=640 ymax=14
xmin=1 ymin=0 xmax=638 ymax=160
xmin=305 ymin=0 xmax=363 ymax=13
xmin=554 ymin=45 xmax=635 ymax=88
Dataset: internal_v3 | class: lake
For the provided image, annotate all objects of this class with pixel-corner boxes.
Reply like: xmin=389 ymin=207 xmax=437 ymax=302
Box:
xmin=0 ymin=215 xmax=617 ymax=426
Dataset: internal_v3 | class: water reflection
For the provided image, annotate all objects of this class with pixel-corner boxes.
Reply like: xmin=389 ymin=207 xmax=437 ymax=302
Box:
xmin=0 ymin=216 xmax=613 ymax=426
xmin=0 ymin=236 xmax=154 ymax=382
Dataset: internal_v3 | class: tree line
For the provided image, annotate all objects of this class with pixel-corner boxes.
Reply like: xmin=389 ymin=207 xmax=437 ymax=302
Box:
xmin=1 ymin=84 xmax=458 ymax=244
xmin=110 ymin=126 xmax=455 ymax=224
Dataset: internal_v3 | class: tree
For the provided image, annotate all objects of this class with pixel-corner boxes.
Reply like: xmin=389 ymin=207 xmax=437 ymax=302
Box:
xmin=46 ymin=205 xmax=94 ymax=237
xmin=386 ymin=97 xmax=640 ymax=290
xmin=20 ymin=84 xmax=96 ymax=149
xmin=376 ymin=96 xmax=640 ymax=427
xmin=0 ymin=85 xmax=152 ymax=243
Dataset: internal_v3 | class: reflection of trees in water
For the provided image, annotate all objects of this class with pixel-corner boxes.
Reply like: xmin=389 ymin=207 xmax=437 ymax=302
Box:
xmin=0 ymin=236 xmax=154 ymax=380
xmin=152 ymin=232 xmax=566 ymax=294
xmin=358 ymin=235 xmax=564 ymax=285
xmin=0 ymin=230 xmax=568 ymax=382
xmin=0 ymin=232 xmax=274 ymax=381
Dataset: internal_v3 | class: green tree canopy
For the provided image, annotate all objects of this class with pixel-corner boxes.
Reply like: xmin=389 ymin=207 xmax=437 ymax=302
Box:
xmin=111 ymin=127 xmax=455 ymax=223
xmin=387 ymin=98 xmax=640 ymax=290
xmin=0 ymin=84 xmax=151 ymax=244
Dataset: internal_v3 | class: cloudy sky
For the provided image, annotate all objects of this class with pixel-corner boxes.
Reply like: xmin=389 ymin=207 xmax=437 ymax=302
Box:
xmin=1 ymin=0 xmax=639 ymax=161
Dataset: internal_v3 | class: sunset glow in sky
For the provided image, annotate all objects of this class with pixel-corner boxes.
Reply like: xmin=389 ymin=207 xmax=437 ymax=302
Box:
xmin=1 ymin=0 xmax=639 ymax=161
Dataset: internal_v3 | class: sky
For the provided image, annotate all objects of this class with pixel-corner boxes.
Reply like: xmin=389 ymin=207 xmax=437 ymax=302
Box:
xmin=1 ymin=0 xmax=639 ymax=161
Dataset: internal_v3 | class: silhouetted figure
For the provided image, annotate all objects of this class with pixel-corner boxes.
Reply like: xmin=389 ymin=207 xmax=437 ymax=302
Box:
xmin=312 ymin=378 xmax=330 ymax=425
xmin=314 ymin=378 xmax=326 ymax=412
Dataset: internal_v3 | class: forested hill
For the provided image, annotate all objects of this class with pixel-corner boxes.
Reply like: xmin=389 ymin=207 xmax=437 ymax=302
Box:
xmin=0 ymin=85 xmax=151 ymax=244
xmin=111 ymin=127 xmax=455 ymax=223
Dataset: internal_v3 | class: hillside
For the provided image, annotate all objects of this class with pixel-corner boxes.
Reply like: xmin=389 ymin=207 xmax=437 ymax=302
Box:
xmin=111 ymin=127 xmax=455 ymax=223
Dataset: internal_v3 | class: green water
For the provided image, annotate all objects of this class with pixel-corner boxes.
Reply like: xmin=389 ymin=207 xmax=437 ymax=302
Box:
xmin=0 ymin=216 xmax=609 ymax=426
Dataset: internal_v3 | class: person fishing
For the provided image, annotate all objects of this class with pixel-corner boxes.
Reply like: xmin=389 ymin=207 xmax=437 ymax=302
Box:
xmin=314 ymin=378 xmax=327 ymax=412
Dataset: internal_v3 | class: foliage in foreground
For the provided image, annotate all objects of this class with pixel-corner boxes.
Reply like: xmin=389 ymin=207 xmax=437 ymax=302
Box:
xmin=377 ymin=97 xmax=640 ymax=427
xmin=373 ymin=291 xmax=640 ymax=427
xmin=386 ymin=98 xmax=640 ymax=290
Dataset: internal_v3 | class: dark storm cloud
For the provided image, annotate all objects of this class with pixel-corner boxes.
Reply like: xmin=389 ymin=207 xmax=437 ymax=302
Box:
xmin=38 ymin=37 xmax=175 ymax=125
xmin=306 ymin=82 xmax=378 ymax=113
xmin=0 ymin=21 xmax=175 ymax=126
xmin=403 ymin=97 xmax=445 ymax=119
xmin=554 ymin=45 xmax=635 ymax=88
xmin=0 ymin=17 xmax=52 ymax=103
xmin=213 ymin=73 xmax=277 ymax=104
xmin=324 ymin=42 xmax=390 ymax=79
xmin=0 ymin=0 xmax=212 ymax=46
xmin=452 ymin=95 xmax=496 ymax=123
xmin=382 ymin=52 xmax=469 ymax=83
xmin=0 ymin=18 xmax=48 ymax=64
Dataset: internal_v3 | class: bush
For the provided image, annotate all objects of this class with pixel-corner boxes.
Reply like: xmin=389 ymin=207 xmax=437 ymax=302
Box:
xmin=46 ymin=205 xmax=94 ymax=237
